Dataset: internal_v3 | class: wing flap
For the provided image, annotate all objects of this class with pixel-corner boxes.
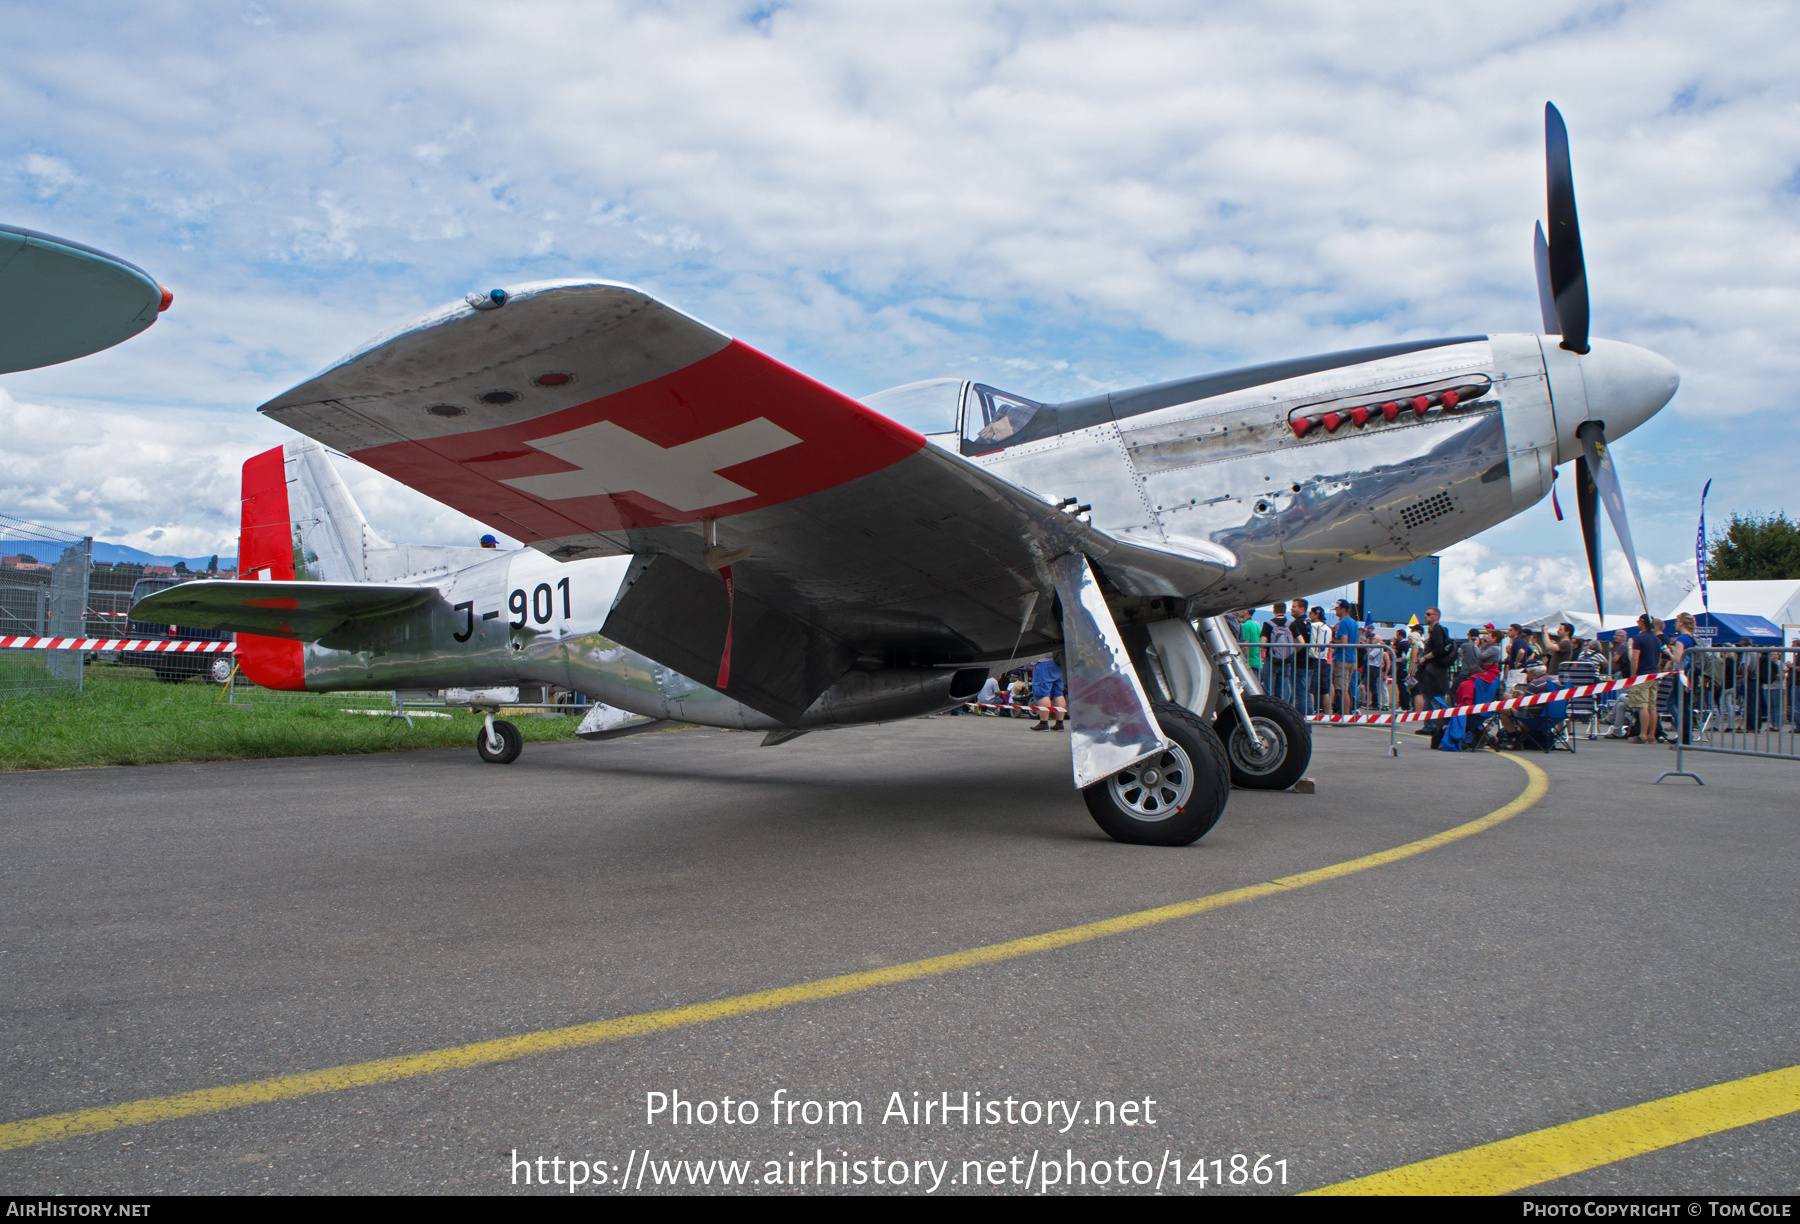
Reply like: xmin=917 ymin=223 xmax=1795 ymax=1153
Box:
xmin=130 ymin=580 xmax=437 ymax=641
xmin=602 ymin=555 xmax=858 ymax=725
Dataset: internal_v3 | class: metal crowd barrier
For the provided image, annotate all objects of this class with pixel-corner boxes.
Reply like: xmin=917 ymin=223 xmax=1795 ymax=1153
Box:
xmin=1246 ymin=636 xmax=1405 ymax=755
xmin=1657 ymin=645 xmax=1800 ymax=784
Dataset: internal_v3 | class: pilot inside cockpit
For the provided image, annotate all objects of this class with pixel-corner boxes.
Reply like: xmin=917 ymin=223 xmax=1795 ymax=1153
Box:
xmin=975 ymin=405 xmax=1038 ymax=445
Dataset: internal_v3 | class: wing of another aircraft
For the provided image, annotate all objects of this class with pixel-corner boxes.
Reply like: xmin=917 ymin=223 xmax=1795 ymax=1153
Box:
xmin=131 ymin=580 xmax=438 ymax=641
xmin=258 ymin=280 xmax=1232 ymax=724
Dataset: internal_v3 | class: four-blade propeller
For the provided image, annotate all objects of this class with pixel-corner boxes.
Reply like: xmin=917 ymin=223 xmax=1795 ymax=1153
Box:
xmin=1538 ymin=102 xmax=1648 ymax=621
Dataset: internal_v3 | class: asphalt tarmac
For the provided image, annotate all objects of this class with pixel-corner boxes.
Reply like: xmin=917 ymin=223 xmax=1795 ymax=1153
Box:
xmin=1 ymin=717 xmax=1795 ymax=1195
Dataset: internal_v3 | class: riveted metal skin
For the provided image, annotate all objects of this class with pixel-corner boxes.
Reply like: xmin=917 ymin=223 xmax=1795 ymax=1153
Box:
xmin=969 ymin=332 xmax=1673 ymax=617
xmin=230 ymin=279 xmax=1679 ymax=788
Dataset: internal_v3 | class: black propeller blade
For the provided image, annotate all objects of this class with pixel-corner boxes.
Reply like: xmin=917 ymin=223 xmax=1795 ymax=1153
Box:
xmin=1577 ymin=421 xmax=1649 ymax=617
xmin=1574 ymin=454 xmax=1602 ymax=619
xmin=1537 ymin=105 xmax=1648 ymax=621
xmin=1543 ymin=102 xmax=1590 ymax=353
xmin=1533 ymin=222 xmax=1560 ymax=335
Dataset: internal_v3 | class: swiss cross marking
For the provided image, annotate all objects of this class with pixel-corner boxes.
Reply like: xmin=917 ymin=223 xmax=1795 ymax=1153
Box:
xmin=500 ymin=418 xmax=802 ymax=512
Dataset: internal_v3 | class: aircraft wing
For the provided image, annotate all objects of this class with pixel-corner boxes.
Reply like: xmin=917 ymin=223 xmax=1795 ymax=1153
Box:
xmin=130 ymin=580 xmax=438 ymax=641
xmin=258 ymin=280 xmax=1232 ymax=724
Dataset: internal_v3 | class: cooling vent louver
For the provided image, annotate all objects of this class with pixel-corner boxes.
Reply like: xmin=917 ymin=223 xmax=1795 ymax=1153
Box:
xmin=1400 ymin=491 xmax=1456 ymax=530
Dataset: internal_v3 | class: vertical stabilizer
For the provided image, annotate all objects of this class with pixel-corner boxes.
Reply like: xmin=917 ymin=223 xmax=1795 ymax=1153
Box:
xmin=240 ymin=440 xmax=386 ymax=582
xmin=285 ymin=441 xmax=388 ymax=582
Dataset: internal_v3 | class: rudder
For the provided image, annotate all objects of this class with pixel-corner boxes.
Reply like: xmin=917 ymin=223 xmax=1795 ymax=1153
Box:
xmin=233 ymin=444 xmax=309 ymax=689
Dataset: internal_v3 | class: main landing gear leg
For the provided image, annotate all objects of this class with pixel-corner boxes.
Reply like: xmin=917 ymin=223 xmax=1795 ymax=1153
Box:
xmin=1049 ymin=553 xmax=1230 ymax=846
xmin=1198 ymin=615 xmax=1311 ymax=790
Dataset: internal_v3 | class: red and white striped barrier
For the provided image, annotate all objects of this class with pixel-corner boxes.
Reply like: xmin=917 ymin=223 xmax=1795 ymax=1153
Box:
xmin=1306 ymin=670 xmax=1676 ymax=726
xmin=0 ymin=636 xmax=234 ymax=653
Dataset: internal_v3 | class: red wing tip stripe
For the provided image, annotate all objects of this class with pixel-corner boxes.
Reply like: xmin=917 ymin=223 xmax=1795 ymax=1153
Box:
xmin=1306 ymin=671 xmax=1678 ymax=725
xmin=0 ymin=638 xmax=235 ymax=653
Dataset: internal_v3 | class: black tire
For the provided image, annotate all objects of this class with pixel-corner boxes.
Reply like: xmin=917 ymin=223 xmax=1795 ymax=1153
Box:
xmin=476 ymin=719 xmax=523 ymax=764
xmin=1083 ymin=701 xmax=1229 ymax=846
xmin=1214 ymin=694 xmax=1312 ymax=790
xmin=152 ymin=667 xmax=185 ymax=683
xmin=206 ymin=656 xmax=234 ymax=685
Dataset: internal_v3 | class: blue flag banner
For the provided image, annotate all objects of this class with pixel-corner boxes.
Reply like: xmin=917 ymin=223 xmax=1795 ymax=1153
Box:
xmin=1697 ymin=479 xmax=1712 ymax=613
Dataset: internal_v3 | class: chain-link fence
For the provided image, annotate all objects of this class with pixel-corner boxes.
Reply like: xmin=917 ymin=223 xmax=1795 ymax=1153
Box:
xmin=1 ymin=514 xmax=93 ymax=697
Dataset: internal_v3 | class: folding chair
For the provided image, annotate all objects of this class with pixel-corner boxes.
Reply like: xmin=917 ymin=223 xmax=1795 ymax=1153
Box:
xmin=1514 ymin=700 xmax=1572 ymax=752
xmin=1559 ymin=661 xmax=1602 ymax=740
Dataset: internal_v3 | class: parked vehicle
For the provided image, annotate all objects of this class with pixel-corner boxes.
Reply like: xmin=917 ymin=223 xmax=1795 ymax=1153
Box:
xmin=121 ymin=576 xmax=233 ymax=683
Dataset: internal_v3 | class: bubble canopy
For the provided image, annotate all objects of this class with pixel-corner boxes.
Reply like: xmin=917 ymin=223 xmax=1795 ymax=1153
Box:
xmin=858 ymin=378 xmax=965 ymax=435
xmin=860 ymin=378 xmax=1046 ymax=455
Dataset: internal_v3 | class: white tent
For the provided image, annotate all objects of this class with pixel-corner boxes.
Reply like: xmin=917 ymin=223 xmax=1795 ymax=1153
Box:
xmin=1519 ymin=610 xmax=1643 ymax=638
xmin=1668 ymin=580 xmax=1800 ymax=629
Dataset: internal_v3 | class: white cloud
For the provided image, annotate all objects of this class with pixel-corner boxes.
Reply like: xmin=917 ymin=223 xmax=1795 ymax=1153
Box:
xmin=1441 ymin=539 xmax=1695 ymax=624
xmin=326 ymin=452 xmax=519 ymax=554
xmin=0 ymin=388 xmax=251 ymax=557
xmin=0 ymin=389 xmax=510 ymax=560
xmin=0 ymin=2 xmax=1795 ymax=583
xmin=20 ymin=153 xmax=77 ymax=198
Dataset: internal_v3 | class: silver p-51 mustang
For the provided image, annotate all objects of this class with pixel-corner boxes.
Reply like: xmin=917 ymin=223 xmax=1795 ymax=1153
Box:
xmin=137 ymin=105 xmax=1675 ymax=846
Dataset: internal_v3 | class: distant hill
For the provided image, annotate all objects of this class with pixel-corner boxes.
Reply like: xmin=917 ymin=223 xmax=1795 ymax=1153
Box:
xmin=1 ymin=537 xmax=236 ymax=570
xmin=89 ymin=542 xmax=237 ymax=570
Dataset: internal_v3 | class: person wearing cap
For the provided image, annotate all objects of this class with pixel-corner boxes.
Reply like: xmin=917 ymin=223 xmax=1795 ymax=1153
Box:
xmin=479 ymin=534 xmax=499 ymax=548
xmin=1455 ymin=629 xmax=1480 ymax=689
xmin=1330 ymin=599 xmax=1360 ymax=714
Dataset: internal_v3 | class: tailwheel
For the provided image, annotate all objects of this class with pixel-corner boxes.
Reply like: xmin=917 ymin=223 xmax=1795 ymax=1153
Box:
xmin=1213 ymin=695 xmax=1311 ymax=790
xmin=1083 ymin=701 xmax=1229 ymax=846
xmin=476 ymin=717 xmax=522 ymax=764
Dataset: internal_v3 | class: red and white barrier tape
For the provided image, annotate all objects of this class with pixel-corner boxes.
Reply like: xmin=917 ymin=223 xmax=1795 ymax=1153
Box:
xmin=0 ymin=636 xmax=234 ymax=653
xmin=1306 ymin=670 xmax=1677 ymax=726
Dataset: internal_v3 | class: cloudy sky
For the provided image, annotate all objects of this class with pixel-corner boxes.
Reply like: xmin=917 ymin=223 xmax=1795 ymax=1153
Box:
xmin=2 ymin=1 xmax=1795 ymax=619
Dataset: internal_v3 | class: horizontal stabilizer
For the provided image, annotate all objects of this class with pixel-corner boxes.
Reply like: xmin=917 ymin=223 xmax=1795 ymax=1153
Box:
xmin=130 ymin=580 xmax=437 ymax=641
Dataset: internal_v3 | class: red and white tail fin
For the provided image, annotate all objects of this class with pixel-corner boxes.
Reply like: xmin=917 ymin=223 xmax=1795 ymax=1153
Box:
xmin=243 ymin=441 xmax=387 ymax=583
xmin=234 ymin=445 xmax=307 ymax=689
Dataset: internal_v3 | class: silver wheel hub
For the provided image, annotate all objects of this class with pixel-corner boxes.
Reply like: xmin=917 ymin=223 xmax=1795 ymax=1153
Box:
xmin=1229 ymin=717 xmax=1287 ymax=774
xmin=1107 ymin=744 xmax=1194 ymax=822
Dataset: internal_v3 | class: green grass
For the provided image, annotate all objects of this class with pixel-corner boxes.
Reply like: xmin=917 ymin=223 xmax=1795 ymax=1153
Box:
xmin=0 ymin=666 xmax=585 ymax=771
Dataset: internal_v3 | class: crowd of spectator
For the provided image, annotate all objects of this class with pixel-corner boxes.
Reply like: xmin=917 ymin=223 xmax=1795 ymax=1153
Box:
xmin=1224 ymin=604 xmax=1798 ymax=744
xmin=954 ymin=604 xmax=1797 ymax=748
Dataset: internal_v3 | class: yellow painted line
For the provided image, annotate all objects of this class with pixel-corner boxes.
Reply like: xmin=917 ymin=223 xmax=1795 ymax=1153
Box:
xmin=1308 ymin=1063 xmax=1800 ymax=1195
xmin=0 ymin=756 xmax=1548 ymax=1154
